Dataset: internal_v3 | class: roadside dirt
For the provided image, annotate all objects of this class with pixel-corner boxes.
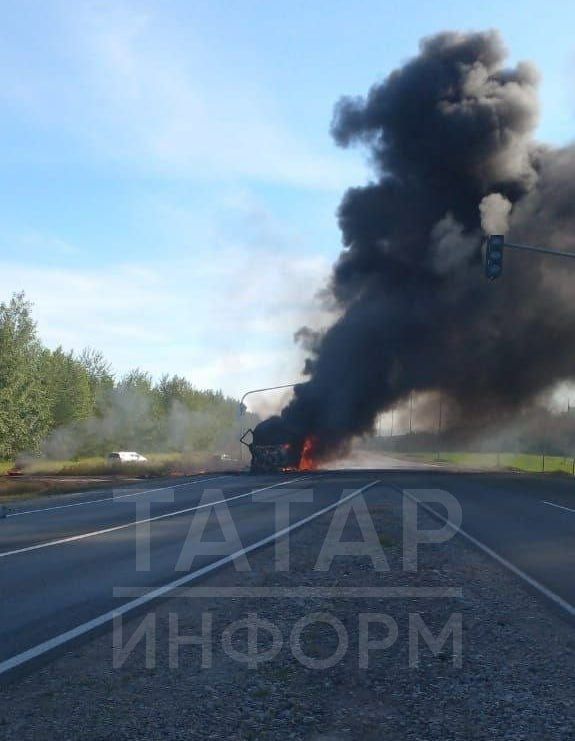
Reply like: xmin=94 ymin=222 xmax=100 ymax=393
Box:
xmin=1 ymin=487 xmax=574 ymax=739
xmin=0 ymin=468 xmax=243 ymax=504
xmin=0 ymin=475 xmax=147 ymax=504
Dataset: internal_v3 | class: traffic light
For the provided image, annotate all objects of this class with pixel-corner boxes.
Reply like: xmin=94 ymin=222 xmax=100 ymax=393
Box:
xmin=485 ymin=234 xmax=504 ymax=280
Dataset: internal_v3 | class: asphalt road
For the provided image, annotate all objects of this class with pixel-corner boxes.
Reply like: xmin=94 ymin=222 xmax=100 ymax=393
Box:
xmin=391 ymin=468 xmax=575 ymax=617
xmin=1 ymin=463 xmax=574 ymax=680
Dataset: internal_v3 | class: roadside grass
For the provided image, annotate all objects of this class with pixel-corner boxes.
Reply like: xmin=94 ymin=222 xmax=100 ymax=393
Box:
xmin=0 ymin=477 xmax=114 ymax=503
xmin=9 ymin=451 xmax=232 ymax=478
xmin=0 ymin=451 xmax=241 ymax=503
xmin=396 ymin=451 xmax=575 ymax=474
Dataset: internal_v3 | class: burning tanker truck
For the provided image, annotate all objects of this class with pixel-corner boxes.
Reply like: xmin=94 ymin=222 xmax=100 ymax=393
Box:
xmin=241 ymin=413 xmax=316 ymax=473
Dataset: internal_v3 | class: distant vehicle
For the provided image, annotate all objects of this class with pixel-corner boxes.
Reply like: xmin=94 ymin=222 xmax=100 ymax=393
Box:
xmin=106 ymin=451 xmax=148 ymax=465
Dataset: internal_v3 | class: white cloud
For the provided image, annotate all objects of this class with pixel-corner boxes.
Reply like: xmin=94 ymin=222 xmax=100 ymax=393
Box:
xmin=10 ymin=230 xmax=82 ymax=258
xmin=1 ymin=238 xmax=333 ymax=398
xmin=0 ymin=1 xmax=353 ymax=401
xmin=3 ymin=0 xmax=364 ymax=190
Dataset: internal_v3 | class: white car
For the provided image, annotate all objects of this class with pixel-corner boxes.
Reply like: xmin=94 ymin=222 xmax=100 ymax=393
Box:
xmin=106 ymin=451 xmax=148 ymax=465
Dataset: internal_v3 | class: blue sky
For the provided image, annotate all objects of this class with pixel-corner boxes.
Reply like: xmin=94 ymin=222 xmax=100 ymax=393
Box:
xmin=1 ymin=0 xmax=574 ymax=406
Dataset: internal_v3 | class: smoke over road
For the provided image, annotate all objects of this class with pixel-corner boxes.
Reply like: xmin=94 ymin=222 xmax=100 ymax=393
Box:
xmin=254 ymin=29 xmax=575 ymax=464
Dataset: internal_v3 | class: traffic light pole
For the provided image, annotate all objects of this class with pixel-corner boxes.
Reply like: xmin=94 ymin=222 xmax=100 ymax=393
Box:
xmin=484 ymin=235 xmax=573 ymax=467
xmin=238 ymin=383 xmax=298 ymax=462
xmin=503 ymin=240 xmax=575 ymax=260
xmin=485 ymin=234 xmax=575 ymax=280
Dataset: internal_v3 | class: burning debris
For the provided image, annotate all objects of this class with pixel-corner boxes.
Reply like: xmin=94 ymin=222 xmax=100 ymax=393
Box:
xmin=252 ymin=29 xmax=575 ymax=469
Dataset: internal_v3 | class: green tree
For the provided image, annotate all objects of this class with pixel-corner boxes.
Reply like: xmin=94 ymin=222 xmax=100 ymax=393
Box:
xmin=156 ymin=374 xmax=239 ymax=452
xmin=43 ymin=348 xmax=93 ymax=428
xmin=112 ymin=369 xmax=162 ymax=450
xmin=0 ymin=294 xmax=251 ymax=461
xmin=0 ymin=293 xmax=50 ymax=457
xmin=79 ymin=347 xmax=115 ymax=413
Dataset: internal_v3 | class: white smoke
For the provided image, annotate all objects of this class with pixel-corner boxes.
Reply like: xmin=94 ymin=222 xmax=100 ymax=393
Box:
xmin=479 ymin=193 xmax=512 ymax=234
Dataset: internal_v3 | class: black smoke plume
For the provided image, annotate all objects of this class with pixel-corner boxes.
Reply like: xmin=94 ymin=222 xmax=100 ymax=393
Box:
xmin=254 ymin=29 xmax=575 ymax=463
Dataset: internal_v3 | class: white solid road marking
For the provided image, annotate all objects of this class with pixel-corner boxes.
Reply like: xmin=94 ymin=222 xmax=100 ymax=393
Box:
xmin=403 ymin=488 xmax=575 ymax=618
xmin=0 ymin=479 xmax=380 ymax=677
xmin=6 ymin=475 xmax=230 ymax=518
xmin=0 ymin=475 xmax=311 ymax=559
xmin=542 ymin=500 xmax=575 ymax=515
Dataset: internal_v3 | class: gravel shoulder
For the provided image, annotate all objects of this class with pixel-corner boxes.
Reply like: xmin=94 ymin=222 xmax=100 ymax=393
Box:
xmin=1 ymin=485 xmax=574 ymax=740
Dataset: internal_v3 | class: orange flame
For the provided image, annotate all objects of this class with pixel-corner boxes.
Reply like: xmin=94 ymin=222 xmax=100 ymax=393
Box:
xmin=299 ymin=436 xmax=317 ymax=470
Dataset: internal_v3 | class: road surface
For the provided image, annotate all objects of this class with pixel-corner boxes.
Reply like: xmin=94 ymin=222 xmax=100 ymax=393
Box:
xmin=1 ymin=465 xmax=574 ymax=680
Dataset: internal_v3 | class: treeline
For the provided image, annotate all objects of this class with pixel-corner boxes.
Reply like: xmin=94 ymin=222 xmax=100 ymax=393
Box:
xmin=0 ymin=293 xmax=250 ymax=460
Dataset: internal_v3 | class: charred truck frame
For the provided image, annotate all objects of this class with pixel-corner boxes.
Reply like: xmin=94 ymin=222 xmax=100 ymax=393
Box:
xmin=240 ymin=423 xmax=304 ymax=473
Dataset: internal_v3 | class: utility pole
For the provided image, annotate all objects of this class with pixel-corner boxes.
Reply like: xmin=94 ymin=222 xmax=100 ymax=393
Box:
xmin=436 ymin=393 xmax=443 ymax=461
xmin=409 ymin=391 xmax=414 ymax=435
xmin=542 ymin=416 xmax=547 ymax=473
